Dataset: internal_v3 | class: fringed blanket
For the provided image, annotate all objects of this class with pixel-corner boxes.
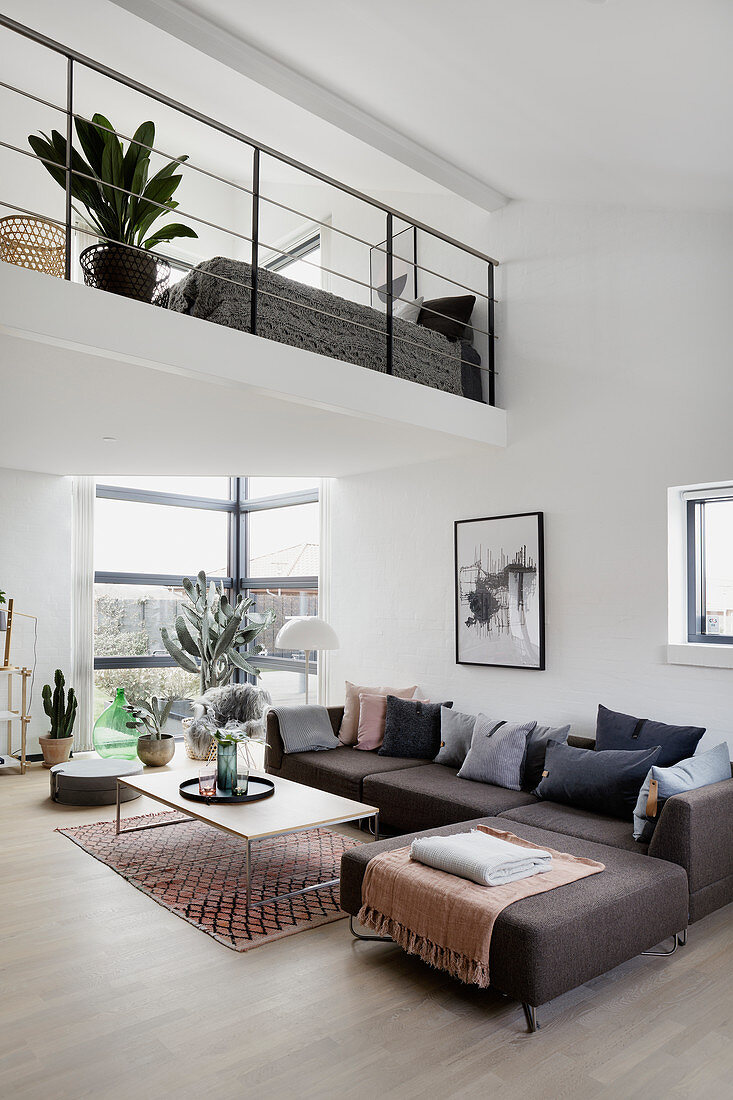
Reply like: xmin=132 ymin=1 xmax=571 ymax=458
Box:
xmin=357 ymin=826 xmax=604 ymax=988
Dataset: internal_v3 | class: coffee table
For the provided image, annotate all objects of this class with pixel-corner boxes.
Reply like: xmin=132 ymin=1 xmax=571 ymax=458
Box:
xmin=115 ymin=770 xmax=379 ymax=912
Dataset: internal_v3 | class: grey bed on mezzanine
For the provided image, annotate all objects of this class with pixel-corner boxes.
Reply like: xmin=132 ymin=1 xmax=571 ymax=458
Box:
xmin=165 ymin=256 xmax=485 ymax=402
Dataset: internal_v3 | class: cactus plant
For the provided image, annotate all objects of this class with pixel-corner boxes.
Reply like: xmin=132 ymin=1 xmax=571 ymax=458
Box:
xmin=41 ymin=669 xmax=77 ymax=739
xmin=161 ymin=571 xmax=275 ymax=694
xmin=124 ymin=696 xmax=173 ymax=741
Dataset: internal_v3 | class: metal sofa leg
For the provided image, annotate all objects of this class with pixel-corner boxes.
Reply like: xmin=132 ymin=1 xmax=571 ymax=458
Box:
xmin=677 ymin=929 xmax=688 ymax=947
xmin=349 ymin=914 xmax=392 ymax=942
xmin=642 ymin=932 xmax=683 ymax=957
xmin=522 ymin=1003 xmax=540 ymax=1032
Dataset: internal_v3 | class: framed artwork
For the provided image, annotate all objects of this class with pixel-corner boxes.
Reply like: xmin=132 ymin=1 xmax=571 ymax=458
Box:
xmin=369 ymin=225 xmax=418 ymax=310
xmin=454 ymin=512 xmax=545 ymax=670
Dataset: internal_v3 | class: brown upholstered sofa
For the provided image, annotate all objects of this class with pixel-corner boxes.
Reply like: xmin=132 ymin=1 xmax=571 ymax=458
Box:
xmin=266 ymin=705 xmax=733 ymax=1029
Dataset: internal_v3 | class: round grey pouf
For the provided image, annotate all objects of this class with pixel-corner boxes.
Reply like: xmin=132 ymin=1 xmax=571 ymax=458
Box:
xmin=50 ymin=758 xmax=144 ymax=806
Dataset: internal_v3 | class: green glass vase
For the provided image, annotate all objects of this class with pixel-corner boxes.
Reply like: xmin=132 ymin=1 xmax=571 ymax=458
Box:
xmin=93 ymin=687 xmax=138 ymax=759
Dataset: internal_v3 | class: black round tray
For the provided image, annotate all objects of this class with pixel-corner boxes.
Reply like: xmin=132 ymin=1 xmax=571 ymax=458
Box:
xmin=179 ymin=776 xmax=275 ymax=804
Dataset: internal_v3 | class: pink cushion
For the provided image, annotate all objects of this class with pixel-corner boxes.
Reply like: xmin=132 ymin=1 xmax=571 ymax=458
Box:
xmin=338 ymin=681 xmax=417 ymax=745
xmin=355 ymin=693 xmax=388 ymax=751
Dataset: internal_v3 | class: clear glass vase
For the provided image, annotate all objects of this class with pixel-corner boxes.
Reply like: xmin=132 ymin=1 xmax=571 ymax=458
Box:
xmin=93 ymin=687 xmax=138 ymax=759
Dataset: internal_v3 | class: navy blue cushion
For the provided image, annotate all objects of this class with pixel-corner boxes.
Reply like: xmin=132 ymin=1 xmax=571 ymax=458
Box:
xmin=379 ymin=697 xmax=453 ymax=760
xmin=595 ymin=704 xmax=705 ymax=767
xmin=534 ymin=740 xmax=662 ymax=820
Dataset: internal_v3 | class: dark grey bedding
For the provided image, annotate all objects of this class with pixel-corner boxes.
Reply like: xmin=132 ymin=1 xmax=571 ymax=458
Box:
xmin=166 ymin=256 xmax=484 ymax=401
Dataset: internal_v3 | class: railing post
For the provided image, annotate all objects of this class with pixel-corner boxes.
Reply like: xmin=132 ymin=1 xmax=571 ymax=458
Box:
xmin=251 ymin=146 xmax=260 ymax=336
xmin=64 ymin=57 xmax=74 ymax=281
xmin=385 ymin=212 xmax=394 ymax=375
xmin=487 ymin=262 xmax=495 ymax=406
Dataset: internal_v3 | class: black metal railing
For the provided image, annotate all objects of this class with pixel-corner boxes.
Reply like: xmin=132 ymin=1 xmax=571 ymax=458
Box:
xmin=0 ymin=14 xmax=499 ymax=405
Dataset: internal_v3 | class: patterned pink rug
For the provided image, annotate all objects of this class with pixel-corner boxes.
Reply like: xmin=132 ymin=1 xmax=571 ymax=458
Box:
xmin=58 ymin=811 xmax=362 ymax=951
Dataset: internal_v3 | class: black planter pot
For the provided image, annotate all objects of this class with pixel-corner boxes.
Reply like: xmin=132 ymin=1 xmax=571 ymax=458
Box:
xmin=79 ymin=243 xmax=170 ymax=304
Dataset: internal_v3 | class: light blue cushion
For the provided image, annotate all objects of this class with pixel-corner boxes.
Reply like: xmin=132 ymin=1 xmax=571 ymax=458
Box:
xmin=434 ymin=707 xmax=477 ymax=767
xmin=633 ymin=742 xmax=731 ymax=841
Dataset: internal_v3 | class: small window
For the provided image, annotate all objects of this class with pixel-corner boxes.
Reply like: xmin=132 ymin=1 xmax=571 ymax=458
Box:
xmin=687 ymin=493 xmax=733 ymax=643
xmin=265 ymin=233 xmax=321 ymax=288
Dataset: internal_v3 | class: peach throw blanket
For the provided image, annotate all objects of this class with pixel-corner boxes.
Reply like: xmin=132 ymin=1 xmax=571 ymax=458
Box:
xmin=357 ymin=826 xmax=605 ymax=988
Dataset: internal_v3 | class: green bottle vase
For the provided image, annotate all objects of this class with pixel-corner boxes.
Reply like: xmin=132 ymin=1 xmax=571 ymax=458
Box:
xmin=93 ymin=687 xmax=138 ymax=759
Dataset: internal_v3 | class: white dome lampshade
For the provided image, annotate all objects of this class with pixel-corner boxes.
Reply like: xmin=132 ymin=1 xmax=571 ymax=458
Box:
xmin=274 ymin=617 xmax=339 ymax=704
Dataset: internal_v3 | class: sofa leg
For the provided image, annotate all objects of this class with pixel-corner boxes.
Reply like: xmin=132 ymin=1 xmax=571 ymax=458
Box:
xmin=349 ymin=914 xmax=392 ymax=942
xmin=677 ymin=929 xmax=688 ymax=947
xmin=642 ymin=932 xmax=683 ymax=957
xmin=522 ymin=1003 xmax=540 ymax=1032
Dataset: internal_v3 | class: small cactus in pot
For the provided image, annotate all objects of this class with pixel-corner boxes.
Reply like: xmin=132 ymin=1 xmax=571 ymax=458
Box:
xmin=39 ymin=669 xmax=77 ymax=768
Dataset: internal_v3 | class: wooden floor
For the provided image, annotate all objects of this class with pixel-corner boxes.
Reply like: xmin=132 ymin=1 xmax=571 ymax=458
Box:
xmin=2 ymin=748 xmax=732 ymax=1100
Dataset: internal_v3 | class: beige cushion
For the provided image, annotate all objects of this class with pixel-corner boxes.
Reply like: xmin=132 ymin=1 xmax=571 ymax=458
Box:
xmin=339 ymin=681 xmax=417 ymax=745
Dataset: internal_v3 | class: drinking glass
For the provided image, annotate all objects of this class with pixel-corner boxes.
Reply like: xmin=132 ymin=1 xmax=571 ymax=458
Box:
xmin=198 ymin=761 xmax=217 ymax=798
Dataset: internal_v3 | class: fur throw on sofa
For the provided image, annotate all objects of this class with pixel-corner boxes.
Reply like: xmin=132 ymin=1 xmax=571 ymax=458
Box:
xmin=184 ymin=683 xmax=272 ymax=759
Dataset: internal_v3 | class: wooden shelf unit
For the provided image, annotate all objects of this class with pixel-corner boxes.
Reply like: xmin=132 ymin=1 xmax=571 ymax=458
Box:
xmin=1 ymin=666 xmax=31 ymax=774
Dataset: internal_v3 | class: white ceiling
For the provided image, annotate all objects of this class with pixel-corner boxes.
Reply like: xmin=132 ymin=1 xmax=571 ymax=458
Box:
xmin=113 ymin=0 xmax=733 ymax=211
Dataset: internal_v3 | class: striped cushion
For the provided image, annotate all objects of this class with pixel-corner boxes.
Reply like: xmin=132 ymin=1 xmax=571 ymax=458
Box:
xmin=457 ymin=716 xmax=537 ymax=790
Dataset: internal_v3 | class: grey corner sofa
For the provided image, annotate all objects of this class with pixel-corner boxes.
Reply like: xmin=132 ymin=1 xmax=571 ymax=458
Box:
xmin=266 ymin=706 xmax=733 ymax=1030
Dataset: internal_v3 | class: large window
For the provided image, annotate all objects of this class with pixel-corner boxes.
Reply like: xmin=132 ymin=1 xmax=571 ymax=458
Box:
xmin=687 ymin=490 xmax=733 ymax=643
xmin=94 ymin=477 xmax=320 ymax=730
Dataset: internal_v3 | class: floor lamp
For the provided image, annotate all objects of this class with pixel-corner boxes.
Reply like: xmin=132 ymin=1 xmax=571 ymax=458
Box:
xmin=274 ymin=617 xmax=340 ymax=704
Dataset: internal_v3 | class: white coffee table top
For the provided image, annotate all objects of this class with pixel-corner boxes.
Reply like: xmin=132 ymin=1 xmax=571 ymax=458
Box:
xmin=118 ymin=769 xmax=378 ymax=842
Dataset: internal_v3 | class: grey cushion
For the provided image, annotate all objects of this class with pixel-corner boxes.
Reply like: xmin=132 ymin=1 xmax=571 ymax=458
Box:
xmin=534 ymin=740 xmax=661 ymax=820
xmin=274 ymin=705 xmax=341 ymax=754
xmin=595 ymin=704 xmax=705 ymax=767
xmin=434 ymin=706 xmax=476 ymax=767
xmin=379 ymin=697 xmax=452 ymax=760
xmin=50 ymin=758 xmax=143 ymax=806
xmin=522 ymin=723 xmax=570 ymax=792
xmin=458 ymin=717 xmax=536 ymax=790
xmin=499 ymin=801 xmax=648 ymax=854
xmin=362 ymin=763 xmax=536 ymax=833
xmin=340 ymin=816 xmax=688 ymax=1007
xmin=633 ymin=741 xmax=732 ymax=842
xmin=269 ymin=745 xmax=426 ymax=801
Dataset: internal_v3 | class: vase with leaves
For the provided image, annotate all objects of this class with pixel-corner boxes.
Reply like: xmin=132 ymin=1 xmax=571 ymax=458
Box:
xmin=28 ymin=113 xmax=197 ymax=302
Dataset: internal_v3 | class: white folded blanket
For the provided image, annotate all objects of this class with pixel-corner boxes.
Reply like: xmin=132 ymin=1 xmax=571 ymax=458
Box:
xmin=410 ymin=829 xmax=553 ymax=887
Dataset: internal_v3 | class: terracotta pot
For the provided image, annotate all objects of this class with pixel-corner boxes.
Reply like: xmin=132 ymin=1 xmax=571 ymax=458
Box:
xmin=137 ymin=733 xmax=175 ymax=767
xmin=39 ymin=734 xmax=73 ymax=769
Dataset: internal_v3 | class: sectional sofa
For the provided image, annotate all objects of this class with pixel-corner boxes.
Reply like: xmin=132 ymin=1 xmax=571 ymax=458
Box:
xmin=265 ymin=706 xmax=733 ymax=1029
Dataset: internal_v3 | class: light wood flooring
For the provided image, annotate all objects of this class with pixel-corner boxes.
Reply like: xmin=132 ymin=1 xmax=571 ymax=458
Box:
xmin=1 ymin=747 xmax=732 ymax=1099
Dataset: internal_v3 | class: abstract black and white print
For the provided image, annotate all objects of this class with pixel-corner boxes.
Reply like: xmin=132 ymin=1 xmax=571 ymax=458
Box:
xmin=455 ymin=512 xmax=545 ymax=670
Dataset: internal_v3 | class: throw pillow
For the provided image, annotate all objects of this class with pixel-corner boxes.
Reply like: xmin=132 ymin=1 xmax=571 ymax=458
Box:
xmin=457 ymin=716 xmax=536 ymax=791
xmin=338 ymin=681 xmax=417 ymax=745
xmin=277 ymin=705 xmax=341 ymax=754
xmin=534 ymin=740 xmax=662 ymax=819
xmin=417 ymin=294 xmax=475 ymax=341
xmin=595 ymin=704 xmax=705 ymax=767
xmin=522 ymin=723 xmax=571 ymax=792
xmin=379 ymin=696 xmax=453 ymax=759
xmin=393 ymin=295 xmax=423 ymax=323
xmin=632 ymin=742 xmax=731 ymax=842
xmin=355 ymin=692 xmax=396 ymax=752
xmin=434 ymin=707 xmax=476 ymax=767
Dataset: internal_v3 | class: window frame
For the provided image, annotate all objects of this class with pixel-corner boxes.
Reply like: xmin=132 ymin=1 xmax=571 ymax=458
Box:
xmin=93 ymin=477 xmax=320 ymax=686
xmin=264 ymin=232 xmax=321 ymax=278
xmin=686 ymin=491 xmax=733 ymax=645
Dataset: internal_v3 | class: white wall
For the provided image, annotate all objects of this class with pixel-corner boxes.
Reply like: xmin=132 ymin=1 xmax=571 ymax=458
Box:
xmin=328 ymin=201 xmax=733 ymax=750
xmin=0 ymin=468 xmax=72 ymax=755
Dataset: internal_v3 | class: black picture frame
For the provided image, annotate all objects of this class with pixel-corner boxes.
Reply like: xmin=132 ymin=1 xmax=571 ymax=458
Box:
xmin=369 ymin=225 xmax=418 ymax=310
xmin=454 ymin=511 xmax=545 ymax=670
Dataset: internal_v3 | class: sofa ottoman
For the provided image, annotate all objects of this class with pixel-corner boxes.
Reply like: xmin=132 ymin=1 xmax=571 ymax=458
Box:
xmin=340 ymin=817 xmax=688 ymax=1030
xmin=50 ymin=758 xmax=144 ymax=805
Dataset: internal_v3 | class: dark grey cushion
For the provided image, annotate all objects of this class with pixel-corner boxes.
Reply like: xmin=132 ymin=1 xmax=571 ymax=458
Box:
xmin=522 ymin=723 xmax=571 ymax=792
xmin=457 ymin=717 xmax=536 ymax=790
xmin=417 ymin=294 xmax=475 ymax=341
xmin=269 ymin=745 xmax=426 ymax=801
xmin=595 ymin=704 xmax=705 ymax=767
xmin=534 ymin=740 xmax=661 ymax=820
xmin=362 ymin=764 xmax=536 ymax=833
xmin=434 ymin=706 xmax=476 ymax=767
xmin=340 ymin=816 xmax=688 ymax=1007
xmin=379 ymin=697 xmax=453 ymax=760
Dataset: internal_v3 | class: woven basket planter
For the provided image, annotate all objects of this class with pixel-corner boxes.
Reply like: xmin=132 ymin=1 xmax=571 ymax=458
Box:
xmin=181 ymin=718 xmax=216 ymax=761
xmin=0 ymin=215 xmax=65 ymax=277
xmin=79 ymin=243 xmax=170 ymax=304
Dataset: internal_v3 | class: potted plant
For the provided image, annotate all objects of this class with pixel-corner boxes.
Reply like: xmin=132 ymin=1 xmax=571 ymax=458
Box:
xmin=28 ymin=114 xmax=197 ymax=302
xmin=161 ymin=570 xmax=274 ymax=760
xmin=0 ymin=588 xmax=6 ymax=633
xmin=125 ymin=696 xmax=175 ymax=767
xmin=39 ymin=669 xmax=77 ymax=768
